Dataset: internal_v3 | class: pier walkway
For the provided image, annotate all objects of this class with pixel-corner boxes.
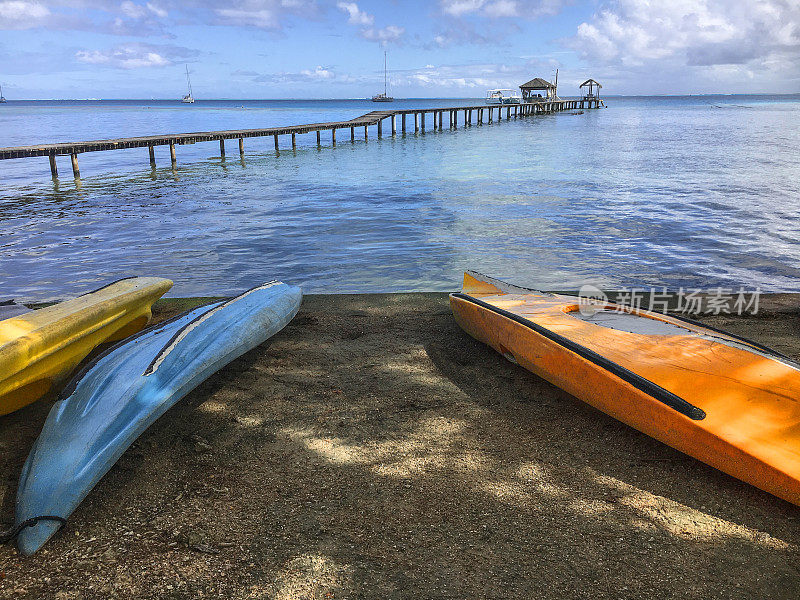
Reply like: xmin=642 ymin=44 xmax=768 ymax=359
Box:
xmin=0 ymin=98 xmax=602 ymax=179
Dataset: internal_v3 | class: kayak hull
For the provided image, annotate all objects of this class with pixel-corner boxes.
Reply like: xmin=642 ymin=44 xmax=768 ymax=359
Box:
xmin=0 ymin=277 xmax=173 ymax=416
xmin=451 ymin=271 xmax=800 ymax=506
xmin=15 ymin=280 xmax=302 ymax=554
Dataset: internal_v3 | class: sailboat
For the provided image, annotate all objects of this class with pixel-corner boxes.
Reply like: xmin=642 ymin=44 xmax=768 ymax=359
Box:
xmin=0 ymin=85 xmax=6 ymax=103
xmin=372 ymin=51 xmax=393 ymax=102
xmin=181 ymin=65 xmax=194 ymax=104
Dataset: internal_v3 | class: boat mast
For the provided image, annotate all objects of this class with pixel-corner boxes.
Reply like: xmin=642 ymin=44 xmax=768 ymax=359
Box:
xmin=384 ymin=51 xmax=387 ymax=96
xmin=554 ymin=68 xmax=558 ymax=99
xmin=185 ymin=64 xmax=193 ymax=97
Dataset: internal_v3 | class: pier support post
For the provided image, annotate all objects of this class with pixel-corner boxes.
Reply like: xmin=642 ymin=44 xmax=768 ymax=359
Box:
xmin=49 ymin=154 xmax=58 ymax=178
xmin=239 ymin=138 xmax=244 ymax=156
xmin=414 ymin=113 xmax=419 ymax=133
xmin=274 ymin=134 xmax=279 ymax=151
xmin=332 ymin=128 xmax=336 ymax=146
xmin=454 ymin=110 xmax=457 ymax=127
xmin=489 ymin=108 xmax=493 ymax=123
xmin=70 ymin=153 xmax=80 ymax=179
xmin=292 ymin=133 xmax=296 ymax=149
xmin=402 ymin=114 xmax=406 ymax=133
xmin=351 ymin=126 xmax=355 ymax=141
xmin=148 ymin=145 xmax=156 ymax=167
xmin=219 ymin=139 xmax=225 ymax=158
xmin=169 ymin=142 xmax=176 ymax=165
xmin=378 ymin=119 xmax=382 ymax=138
xmin=421 ymin=112 xmax=425 ymax=132
xmin=464 ymin=109 xmax=468 ymax=126
xmin=364 ymin=125 xmax=368 ymax=140
xmin=439 ymin=111 xmax=443 ymax=130
xmin=317 ymin=130 xmax=321 ymax=146
xmin=391 ymin=115 xmax=396 ymax=136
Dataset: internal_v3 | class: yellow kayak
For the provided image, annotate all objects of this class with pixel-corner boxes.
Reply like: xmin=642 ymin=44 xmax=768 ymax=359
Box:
xmin=0 ymin=277 xmax=172 ymax=416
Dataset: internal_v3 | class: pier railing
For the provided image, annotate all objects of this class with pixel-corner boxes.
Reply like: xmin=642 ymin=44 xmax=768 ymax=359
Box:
xmin=0 ymin=98 xmax=603 ymax=179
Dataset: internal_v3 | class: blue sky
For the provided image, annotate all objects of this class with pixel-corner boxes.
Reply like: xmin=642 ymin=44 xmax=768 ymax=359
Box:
xmin=1 ymin=0 xmax=798 ymax=99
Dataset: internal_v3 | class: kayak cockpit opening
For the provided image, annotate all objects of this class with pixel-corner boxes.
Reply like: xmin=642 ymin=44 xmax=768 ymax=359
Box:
xmin=567 ymin=307 xmax=695 ymax=336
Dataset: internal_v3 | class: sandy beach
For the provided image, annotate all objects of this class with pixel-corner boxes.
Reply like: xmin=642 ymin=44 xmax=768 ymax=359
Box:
xmin=1 ymin=292 xmax=799 ymax=599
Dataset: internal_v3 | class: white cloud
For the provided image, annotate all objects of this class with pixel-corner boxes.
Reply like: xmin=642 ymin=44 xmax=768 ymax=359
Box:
xmin=119 ymin=1 xmax=167 ymax=19
xmin=0 ymin=0 xmax=316 ymax=33
xmin=569 ymin=0 xmax=800 ymax=92
xmin=361 ymin=24 xmax=405 ymax=44
xmin=439 ymin=0 xmax=566 ymax=19
xmin=211 ymin=0 xmax=317 ymax=29
xmin=392 ymin=59 xmax=557 ymax=91
xmin=430 ymin=19 xmax=521 ymax=47
xmin=299 ymin=65 xmax=335 ymax=80
xmin=573 ymin=0 xmax=800 ymax=66
xmin=250 ymin=64 xmax=360 ymax=84
xmin=336 ymin=1 xmax=373 ymax=26
xmin=441 ymin=0 xmax=483 ymax=16
xmin=215 ymin=7 xmax=280 ymax=28
xmin=336 ymin=0 xmax=403 ymax=45
xmin=146 ymin=2 xmax=167 ymax=18
xmin=120 ymin=1 xmax=147 ymax=19
xmin=75 ymin=42 xmax=196 ymax=69
xmin=0 ymin=0 xmax=51 ymax=28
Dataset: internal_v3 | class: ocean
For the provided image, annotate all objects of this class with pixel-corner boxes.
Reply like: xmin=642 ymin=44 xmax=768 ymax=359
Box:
xmin=1 ymin=95 xmax=799 ymax=300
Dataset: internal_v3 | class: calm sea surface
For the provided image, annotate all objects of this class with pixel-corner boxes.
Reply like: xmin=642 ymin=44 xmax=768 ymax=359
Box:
xmin=1 ymin=95 xmax=799 ymax=300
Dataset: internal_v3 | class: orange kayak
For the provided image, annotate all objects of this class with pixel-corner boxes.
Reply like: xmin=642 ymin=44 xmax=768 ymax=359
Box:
xmin=451 ymin=271 xmax=800 ymax=506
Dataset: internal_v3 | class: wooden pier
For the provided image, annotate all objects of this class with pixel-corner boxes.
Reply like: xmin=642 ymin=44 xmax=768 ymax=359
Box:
xmin=0 ymin=98 xmax=601 ymax=179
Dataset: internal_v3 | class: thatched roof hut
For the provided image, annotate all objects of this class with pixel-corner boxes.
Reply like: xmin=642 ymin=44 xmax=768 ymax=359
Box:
xmin=519 ymin=77 xmax=556 ymax=100
xmin=520 ymin=77 xmax=555 ymax=91
xmin=579 ymin=79 xmax=602 ymax=98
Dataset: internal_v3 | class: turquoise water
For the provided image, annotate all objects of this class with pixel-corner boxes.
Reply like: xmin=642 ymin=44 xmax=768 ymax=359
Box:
xmin=1 ymin=96 xmax=799 ymax=300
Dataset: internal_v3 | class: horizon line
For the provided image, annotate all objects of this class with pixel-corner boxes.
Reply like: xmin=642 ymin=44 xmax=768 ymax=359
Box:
xmin=2 ymin=92 xmax=799 ymax=102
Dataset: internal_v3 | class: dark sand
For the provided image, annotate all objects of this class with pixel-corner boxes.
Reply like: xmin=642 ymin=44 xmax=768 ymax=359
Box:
xmin=1 ymin=293 xmax=800 ymax=599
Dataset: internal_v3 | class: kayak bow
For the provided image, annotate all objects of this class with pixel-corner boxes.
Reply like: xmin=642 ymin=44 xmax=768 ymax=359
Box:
xmin=0 ymin=277 xmax=172 ymax=416
xmin=15 ymin=280 xmax=302 ymax=554
xmin=450 ymin=271 xmax=800 ymax=506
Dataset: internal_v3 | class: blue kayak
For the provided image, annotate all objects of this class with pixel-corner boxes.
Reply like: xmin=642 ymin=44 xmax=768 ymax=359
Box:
xmin=14 ymin=280 xmax=301 ymax=555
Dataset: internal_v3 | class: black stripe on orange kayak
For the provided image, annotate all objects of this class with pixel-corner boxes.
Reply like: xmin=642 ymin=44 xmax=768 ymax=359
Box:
xmin=452 ymin=292 xmax=707 ymax=421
